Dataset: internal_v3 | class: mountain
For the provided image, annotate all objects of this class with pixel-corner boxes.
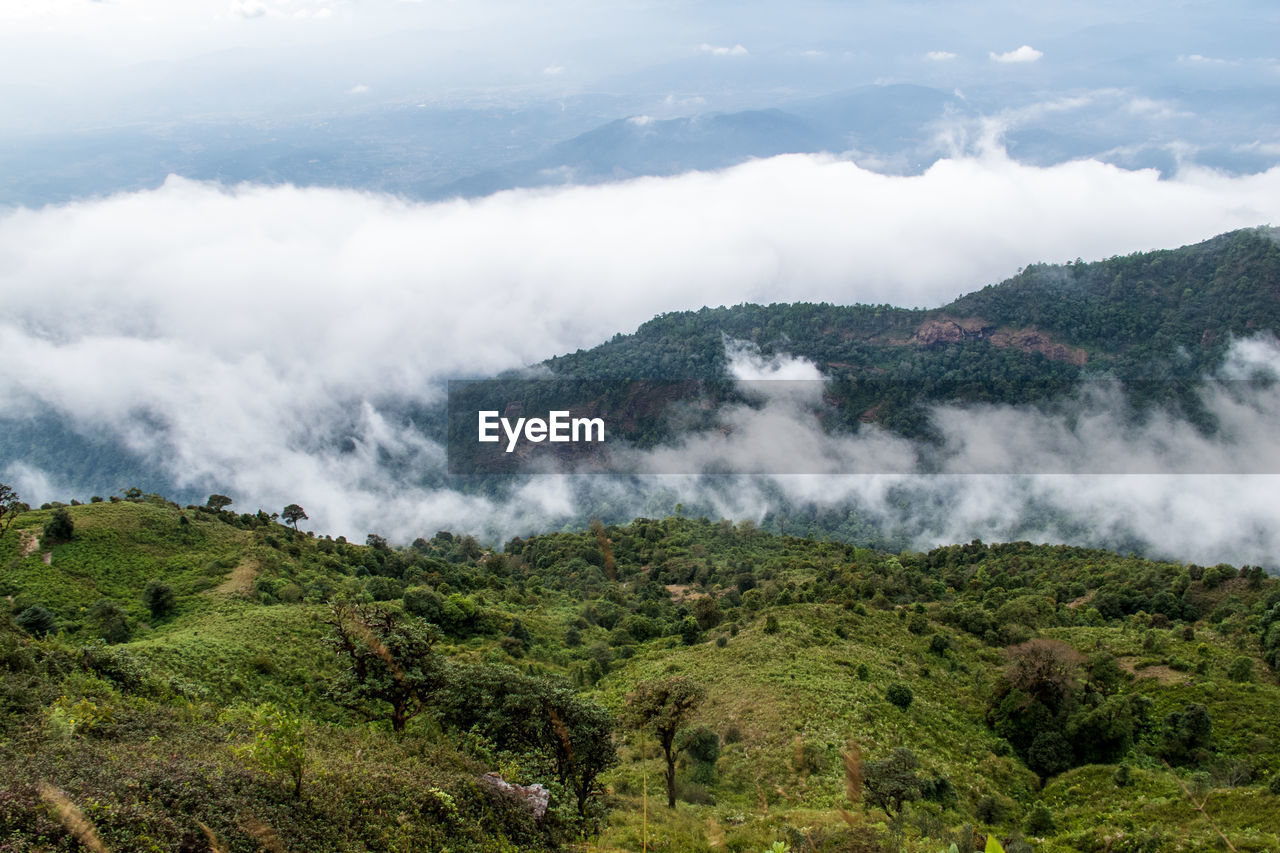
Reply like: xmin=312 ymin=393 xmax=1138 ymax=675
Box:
xmin=3 ymin=228 xmax=1279 ymax=541
xmin=441 ymin=85 xmax=968 ymax=196
xmin=1 ymin=498 xmax=1278 ymax=850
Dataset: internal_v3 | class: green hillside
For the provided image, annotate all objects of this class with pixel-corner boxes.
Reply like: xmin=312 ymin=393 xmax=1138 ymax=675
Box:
xmin=540 ymin=227 xmax=1280 ymax=440
xmin=3 ymin=495 xmax=1280 ymax=851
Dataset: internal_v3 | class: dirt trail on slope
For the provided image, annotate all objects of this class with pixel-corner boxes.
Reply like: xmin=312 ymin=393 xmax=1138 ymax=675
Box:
xmin=213 ymin=559 xmax=259 ymax=595
xmin=18 ymin=531 xmax=39 ymax=557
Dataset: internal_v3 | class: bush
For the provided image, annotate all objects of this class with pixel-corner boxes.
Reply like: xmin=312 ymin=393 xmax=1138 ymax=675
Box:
xmin=143 ymin=580 xmax=176 ymax=619
xmin=1269 ymin=773 xmax=1280 ymax=795
xmin=42 ymin=508 xmax=74 ymax=544
xmin=886 ymin=682 xmax=913 ymax=709
xmin=1024 ymin=802 xmax=1055 ymax=835
xmin=89 ymin=599 xmax=132 ymax=644
xmin=975 ymin=795 xmax=1009 ymax=825
xmin=763 ymin=614 xmax=780 ymax=635
xmin=856 ymin=663 xmax=870 ymax=681
xmin=14 ymin=605 xmax=56 ymax=637
xmin=1227 ymin=656 xmax=1254 ymax=683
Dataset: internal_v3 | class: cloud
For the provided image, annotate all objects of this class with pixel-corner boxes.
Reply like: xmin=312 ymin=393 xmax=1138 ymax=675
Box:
xmin=1180 ymin=53 xmax=1235 ymax=66
xmin=925 ymin=51 xmax=957 ymax=61
xmin=230 ymin=0 xmax=268 ymax=19
xmin=347 ymin=83 xmax=370 ymax=95
xmin=605 ymin=336 xmax=1280 ymax=565
xmin=700 ymin=43 xmax=748 ymax=57
xmin=4 ymin=153 xmax=1280 ymax=551
xmin=990 ymin=45 xmax=1043 ymax=64
xmin=542 ymin=65 xmax=565 ymax=76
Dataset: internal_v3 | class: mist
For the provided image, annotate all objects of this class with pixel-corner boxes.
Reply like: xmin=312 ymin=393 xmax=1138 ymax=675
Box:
xmin=4 ymin=150 xmax=1280 ymax=563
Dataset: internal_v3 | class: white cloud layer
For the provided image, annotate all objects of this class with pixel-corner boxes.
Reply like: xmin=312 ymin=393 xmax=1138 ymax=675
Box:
xmin=990 ymin=45 xmax=1043 ymax=63
xmin=3 ymin=151 xmax=1280 ymax=559
xmin=700 ymin=43 xmax=749 ymax=57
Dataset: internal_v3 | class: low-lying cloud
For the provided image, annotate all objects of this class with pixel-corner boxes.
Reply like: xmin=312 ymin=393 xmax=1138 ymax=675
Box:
xmin=4 ymin=150 xmax=1280 ymax=563
xmin=990 ymin=45 xmax=1043 ymax=63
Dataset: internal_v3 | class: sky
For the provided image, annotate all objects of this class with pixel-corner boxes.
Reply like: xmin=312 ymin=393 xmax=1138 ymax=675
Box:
xmin=2 ymin=0 xmax=1280 ymax=563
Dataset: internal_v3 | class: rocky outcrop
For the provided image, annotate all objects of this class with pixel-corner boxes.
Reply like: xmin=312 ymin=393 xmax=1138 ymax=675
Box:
xmin=480 ymin=773 xmax=550 ymax=821
xmin=907 ymin=315 xmax=1087 ymax=364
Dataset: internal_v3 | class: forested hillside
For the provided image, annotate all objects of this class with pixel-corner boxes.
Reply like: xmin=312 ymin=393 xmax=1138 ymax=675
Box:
xmin=549 ymin=227 xmax=1280 ymax=381
xmin=3 ymin=493 xmax=1279 ymax=851
xmin=4 ymin=228 xmax=1280 ymax=511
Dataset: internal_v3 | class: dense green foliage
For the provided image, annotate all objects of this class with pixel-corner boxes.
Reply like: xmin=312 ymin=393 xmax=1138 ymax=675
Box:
xmin=2 ymin=495 xmax=1280 ymax=851
xmin=541 ymin=227 xmax=1280 ymax=442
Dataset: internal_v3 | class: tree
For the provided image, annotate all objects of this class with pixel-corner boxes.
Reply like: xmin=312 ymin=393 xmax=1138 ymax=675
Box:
xmin=438 ymin=663 xmax=617 ymax=817
xmin=42 ymin=508 xmax=74 ymax=545
xmin=205 ymin=494 xmax=233 ymax=512
xmin=624 ymin=676 xmax=705 ymax=808
xmin=0 ymin=483 xmax=25 ymax=538
xmin=324 ymin=603 xmax=445 ymax=733
xmin=282 ymin=504 xmax=308 ymax=531
xmin=143 ymin=579 xmax=176 ymax=619
xmin=1003 ymin=638 xmax=1083 ymax=712
xmin=862 ymin=747 xmax=923 ymax=821
xmin=1161 ymin=703 xmax=1212 ymax=764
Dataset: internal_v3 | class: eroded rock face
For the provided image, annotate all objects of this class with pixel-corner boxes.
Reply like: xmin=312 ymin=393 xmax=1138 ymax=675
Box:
xmin=908 ymin=315 xmax=1087 ymax=364
xmin=480 ymin=773 xmax=550 ymax=820
xmin=910 ymin=318 xmax=974 ymax=346
xmin=988 ymin=328 xmax=1088 ymax=365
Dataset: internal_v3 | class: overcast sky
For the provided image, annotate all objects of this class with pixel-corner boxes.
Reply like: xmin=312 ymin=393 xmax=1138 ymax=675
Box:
xmin=4 ymin=0 xmax=1276 ymax=134
xmin=3 ymin=0 xmax=1280 ymax=561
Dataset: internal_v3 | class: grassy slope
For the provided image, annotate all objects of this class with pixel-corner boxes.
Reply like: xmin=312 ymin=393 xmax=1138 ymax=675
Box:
xmin=3 ymin=500 xmax=1280 ymax=852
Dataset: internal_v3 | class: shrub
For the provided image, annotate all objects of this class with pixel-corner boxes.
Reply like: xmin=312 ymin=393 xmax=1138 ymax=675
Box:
xmin=1269 ymin=774 xmax=1280 ymax=795
xmin=88 ymin=600 xmax=132 ymax=644
xmin=975 ymin=795 xmax=1009 ymax=825
xmin=15 ymin=605 xmax=57 ymax=637
xmin=679 ymin=726 xmax=721 ymax=783
xmin=1024 ymin=802 xmax=1055 ymax=835
xmin=1227 ymin=656 xmax=1254 ymax=683
xmin=42 ymin=508 xmax=74 ymax=544
xmin=143 ymin=580 xmax=176 ymax=619
xmin=856 ymin=663 xmax=870 ymax=681
xmin=886 ymin=682 xmax=913 ymax=709
xmin=764 ymin=614 xmax=780 ymax=635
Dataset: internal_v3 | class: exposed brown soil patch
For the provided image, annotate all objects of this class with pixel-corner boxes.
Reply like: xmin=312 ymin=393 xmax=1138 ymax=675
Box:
xmin=213 ymin=559 xmax=259 ymax=595
xmin=665 ymin=584 xmax=707 ymax=603
xmin=988 ymin=328 xmax=1088 ymax=365
xmin=904 ymin=314 xmax=1088 ymax=364
xmin=1067 ymin=590 xmax=1096 ymax=609
xmin=1119 ymin=658 xmax=1188 ymax=685
xmin=18 ymin=530 xmax=39 ymax=557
